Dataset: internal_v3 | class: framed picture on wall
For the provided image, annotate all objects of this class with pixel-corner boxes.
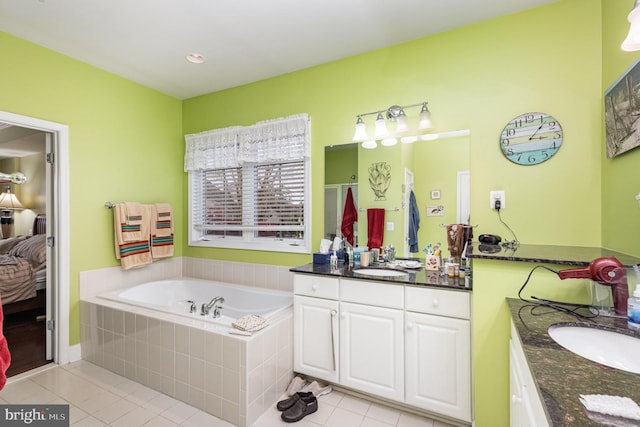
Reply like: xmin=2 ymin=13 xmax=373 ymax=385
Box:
xmin=605 ymin=57 xmax=640 ymax=158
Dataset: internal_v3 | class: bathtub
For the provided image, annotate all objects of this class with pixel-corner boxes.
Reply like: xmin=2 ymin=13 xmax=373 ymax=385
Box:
xmin=81 ymin=277 xmax=294 ymax=426
xmin=99 ymin=278 xmax=292 ymax=326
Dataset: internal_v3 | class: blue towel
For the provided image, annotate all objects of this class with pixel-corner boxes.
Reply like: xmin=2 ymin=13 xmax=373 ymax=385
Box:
xmin=408 ymin=190 xmax=420 ymax=253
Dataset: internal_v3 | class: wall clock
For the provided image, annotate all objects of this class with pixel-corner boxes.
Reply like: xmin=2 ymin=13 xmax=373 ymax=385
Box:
xmin=500 ymin=112 xmax=563 ymax=165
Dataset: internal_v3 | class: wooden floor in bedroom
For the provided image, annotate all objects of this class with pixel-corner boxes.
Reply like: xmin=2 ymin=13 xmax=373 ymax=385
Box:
xmin=4 ymin=308 xmax=49 ymax=377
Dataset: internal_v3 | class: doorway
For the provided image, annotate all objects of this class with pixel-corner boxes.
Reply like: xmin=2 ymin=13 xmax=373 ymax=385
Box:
xmin=0 ymin=110 xmax=71 ymax=375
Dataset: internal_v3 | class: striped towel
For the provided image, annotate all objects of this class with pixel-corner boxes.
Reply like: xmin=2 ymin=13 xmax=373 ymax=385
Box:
xmin=150 ymin=203 xmax=174 ymax=259
xmin=114 ymin=203 xmax=152 ymax=270
xmin=232 ymin=314 xmax=268 ymax=332
xmin=121 ymin=202 xmax=145 ymax=242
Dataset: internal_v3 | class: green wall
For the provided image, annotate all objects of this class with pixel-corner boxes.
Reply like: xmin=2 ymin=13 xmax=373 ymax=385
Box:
xmin=2 ymin=0 xmax=637 ymax=425
xmin=183 ymin=2 xmax=604 ymax=425
xmin=602 ymin=0 xmax=640 ymax=256
xmin=0 ymin=32 xmax=183 ymax=345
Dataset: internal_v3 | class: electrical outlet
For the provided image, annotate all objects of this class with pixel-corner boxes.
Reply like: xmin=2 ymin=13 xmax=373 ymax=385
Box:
xmin=490 ymin=191 xmax=506 ymax=209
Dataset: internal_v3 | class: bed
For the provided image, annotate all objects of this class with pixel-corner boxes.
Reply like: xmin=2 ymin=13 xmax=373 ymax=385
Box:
xmin=0 ymin=215 xmax=47 ymax=315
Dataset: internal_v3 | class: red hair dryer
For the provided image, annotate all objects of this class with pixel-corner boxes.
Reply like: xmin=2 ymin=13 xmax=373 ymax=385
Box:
xmin=558 ymin=257 xmax=628 ymax=315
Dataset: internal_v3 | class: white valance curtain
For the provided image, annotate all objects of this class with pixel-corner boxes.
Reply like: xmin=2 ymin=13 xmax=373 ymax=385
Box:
xmin=184 ymin=113 xmax=310 ymax=172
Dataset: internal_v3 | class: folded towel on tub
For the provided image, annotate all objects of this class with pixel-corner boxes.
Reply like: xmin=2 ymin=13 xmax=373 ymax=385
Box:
xmin=232 ymin=314 xmax=268 ymax=332
xmin=150 ymin=203 xmax=174 ymax=259
xmin=114 ymin=203 xmax=152 ymax=270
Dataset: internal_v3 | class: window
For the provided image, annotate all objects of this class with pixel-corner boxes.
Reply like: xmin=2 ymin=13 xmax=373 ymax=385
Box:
xmin=185 ymin=114 xmax=310 ymax=253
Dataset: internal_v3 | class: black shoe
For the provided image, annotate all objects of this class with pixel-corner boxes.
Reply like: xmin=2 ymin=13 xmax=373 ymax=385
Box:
xmin=276 ymin=391 xmax=313 ymax=411
xmin=281 ymin=394 xmax=318 ymax=422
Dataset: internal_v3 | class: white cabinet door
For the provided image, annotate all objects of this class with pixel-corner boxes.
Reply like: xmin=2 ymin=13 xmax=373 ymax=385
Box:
xmin=405 ymin=312 xmax=471 ymax=422
xmin=339 ymin=302 xmax=404 ymax=401
xmin=294 ymin=295 xmax=339 ymax=382
xmin=510 ymin=322 xmax=549 ymax=427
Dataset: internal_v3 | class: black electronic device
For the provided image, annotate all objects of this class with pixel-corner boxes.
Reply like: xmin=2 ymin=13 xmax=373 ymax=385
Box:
xmin=478 ymin=234 xmax=502 ymax=244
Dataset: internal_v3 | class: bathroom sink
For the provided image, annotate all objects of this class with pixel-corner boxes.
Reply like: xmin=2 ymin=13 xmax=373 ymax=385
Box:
xmin=354 ymin=268 xmax=409 ymax=278
xmin=548 ymin=324 xmax=640 ymax=374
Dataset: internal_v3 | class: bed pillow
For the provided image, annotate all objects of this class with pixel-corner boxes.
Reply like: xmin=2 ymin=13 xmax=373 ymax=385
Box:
xmin=0 ymin=236 xmax=27 ymax=255
xmin=8 ymin=234 xmax=47 ymax=265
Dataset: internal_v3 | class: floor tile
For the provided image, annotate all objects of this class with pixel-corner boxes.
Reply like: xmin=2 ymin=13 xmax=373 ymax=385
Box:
xmin=338 ymin=394 xmax=371 ymax=415
xmin=325 ymin=407 xmax=365 ymax=427
xmin=366 ymin=402 xmax=401 ymax=425
xmin=397 ymin=412 xmax=435 ymax=427
xmin=360 ymin=417 xmax=395 ymax=427
xmin=3 ymin=362 xmax=447 ymax=427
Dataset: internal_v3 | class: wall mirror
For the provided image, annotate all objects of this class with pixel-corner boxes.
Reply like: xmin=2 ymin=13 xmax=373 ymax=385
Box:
xmin=324 ymin=132 xmax=470 ymax=258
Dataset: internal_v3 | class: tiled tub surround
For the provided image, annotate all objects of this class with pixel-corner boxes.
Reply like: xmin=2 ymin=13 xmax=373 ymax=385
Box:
xmin=80 ymin=298 xmax=293 ymax=427
xmin=78 ymin=257 xmax=296 ymax=427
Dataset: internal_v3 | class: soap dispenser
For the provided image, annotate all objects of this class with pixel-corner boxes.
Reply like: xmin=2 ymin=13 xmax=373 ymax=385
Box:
xmin=628 ymin=284 xmax=640 ymax=331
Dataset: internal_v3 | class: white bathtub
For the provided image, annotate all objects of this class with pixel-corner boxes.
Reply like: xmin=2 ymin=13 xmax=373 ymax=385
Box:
xmin=99 ymin=278 xmax=292 ymax=326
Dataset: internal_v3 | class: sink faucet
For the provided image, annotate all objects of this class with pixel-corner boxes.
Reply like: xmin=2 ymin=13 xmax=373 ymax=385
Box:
xmin=201 ymin=296 xmax=225 ymax=318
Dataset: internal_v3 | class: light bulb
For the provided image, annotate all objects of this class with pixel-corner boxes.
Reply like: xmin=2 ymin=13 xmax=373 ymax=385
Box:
xmin=373 ymin=113 xmax=389 ymax=140
xmin=623 ymin=6 xmax=640 ymax=51
xmin=401 ymin=136 xmax=418 ymax=144
xmin=381 ymin=138 xmax=397 ymax=147
xmin=395 ymin=109 xmax=409 ymax=134
xmin=352 ymin=116 xmax=368 ymax=142
xmin=418 ymin=103 xmax=433 ymax=130
xmin=362 ymin=140 xmax=377 ymax=149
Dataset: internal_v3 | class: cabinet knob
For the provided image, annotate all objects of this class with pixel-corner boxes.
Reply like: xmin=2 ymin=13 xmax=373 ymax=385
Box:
xmin=312 ymin=284 xmax=318 ymax=291
xmin=341 ymin=312 xmax=346 ymax=318
xmin=331 ymin=310 xmax=337 ymax=317
xmin=432 ymin=299 xmax=440 ymax=307
xmin=407 ymin=322 xmax=414 ymax=330
xmin=511 ymin=394 xmax=522 ymax=404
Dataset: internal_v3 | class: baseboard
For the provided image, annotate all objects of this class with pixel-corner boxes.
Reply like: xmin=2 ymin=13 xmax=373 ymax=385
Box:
xmin=67 ymin=344 xmax=82 ymax=363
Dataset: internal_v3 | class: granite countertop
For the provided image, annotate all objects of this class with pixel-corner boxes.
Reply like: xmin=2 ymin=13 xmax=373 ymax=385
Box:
xmin=508 ymin=298 xmax=640 ymax=426
xmin=290 ymin=261 xmax=471 ymax=291
xmin=467 ymin=244 xmax=640 ymax=267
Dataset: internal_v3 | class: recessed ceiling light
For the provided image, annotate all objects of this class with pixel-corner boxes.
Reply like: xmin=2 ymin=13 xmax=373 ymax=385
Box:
xmin=185 ymin=53 xmax=206 ymax=64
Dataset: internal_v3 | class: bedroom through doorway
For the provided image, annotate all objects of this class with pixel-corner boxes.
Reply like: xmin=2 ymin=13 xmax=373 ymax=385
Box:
xmin=0 ymin=122 xmax=53 ymax=376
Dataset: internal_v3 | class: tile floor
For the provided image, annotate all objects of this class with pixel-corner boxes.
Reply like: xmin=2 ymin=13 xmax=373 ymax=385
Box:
xmin=0 ymin=361 xmax=455 ymax=427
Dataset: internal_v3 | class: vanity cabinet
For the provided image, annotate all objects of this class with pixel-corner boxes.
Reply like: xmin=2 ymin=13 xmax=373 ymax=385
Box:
xmin=293 ymin=273 xmax=472 ymax=423
xmin=293 ymin=275 xmax=339 ymax=382
xmin=405 ymin=287 xmax=471 ymax=422
xmin=509 ymin=321 xmax=549 ymax=427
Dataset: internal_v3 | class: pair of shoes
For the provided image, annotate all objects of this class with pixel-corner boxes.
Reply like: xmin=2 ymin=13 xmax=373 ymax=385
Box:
xmin=285 ymin=375 xmax=307 ymax=396
xmin=280 ymin=393 xmax=318 ymax=423
xmin=300 ymin=380 xmax=332 ymax=397
xmin=276 ymin=392 xmax=313 ymax=411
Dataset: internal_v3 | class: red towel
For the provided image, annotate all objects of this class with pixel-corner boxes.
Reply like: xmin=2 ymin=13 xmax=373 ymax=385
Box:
xmin=341 ymin=187 xmax=358 ymax=246
xmin=0 ymin=297 xmax=11 ymax=390
xmin=367 ymin=208 xmax=385 ymax=249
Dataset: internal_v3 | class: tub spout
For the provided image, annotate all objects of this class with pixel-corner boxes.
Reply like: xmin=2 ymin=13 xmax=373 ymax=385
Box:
xmin=201 ymin=296 xmax=225 ymax=317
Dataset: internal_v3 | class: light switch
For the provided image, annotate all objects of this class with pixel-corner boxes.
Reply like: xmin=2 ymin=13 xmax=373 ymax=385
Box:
xmin=386 ymin=222 xmax=394 ymax=231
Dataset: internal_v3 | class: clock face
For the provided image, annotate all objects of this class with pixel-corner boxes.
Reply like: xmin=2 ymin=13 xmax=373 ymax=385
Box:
xmin=500 ymin=112 xmax=563 ymax=165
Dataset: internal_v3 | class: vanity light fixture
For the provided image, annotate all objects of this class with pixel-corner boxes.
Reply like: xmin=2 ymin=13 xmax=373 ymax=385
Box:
xmin=352 ymin=101 xmax=434 ymax=149
xmin=622 ymin=0 xmax=640 ymax=51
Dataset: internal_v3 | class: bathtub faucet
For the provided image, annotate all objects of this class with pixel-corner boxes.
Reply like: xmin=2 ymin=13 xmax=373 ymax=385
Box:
xmin=201 ymin=296 xmax=225 ymax=318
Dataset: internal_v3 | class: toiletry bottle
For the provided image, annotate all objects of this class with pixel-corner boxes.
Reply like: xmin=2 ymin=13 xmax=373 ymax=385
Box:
xmin=628 ymin=284 xmax=640 ymax=331
xmin=330 ymin=251 xmax=338 ymax=269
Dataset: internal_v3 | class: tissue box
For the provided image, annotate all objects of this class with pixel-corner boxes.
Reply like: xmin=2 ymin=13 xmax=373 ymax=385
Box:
xmin=313 ymin=253 xmax=331 ymax=264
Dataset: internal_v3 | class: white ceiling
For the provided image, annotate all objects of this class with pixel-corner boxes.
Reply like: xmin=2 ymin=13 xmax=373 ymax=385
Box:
xmin=0 ymin=0 xmax=557 ymax=100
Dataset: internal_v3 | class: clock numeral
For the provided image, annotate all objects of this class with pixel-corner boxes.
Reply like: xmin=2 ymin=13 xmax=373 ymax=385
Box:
xmin=506 ymin=148 xmax=514 ymax=156
xmin=505 ymin=128 xmax=516 ymax=137
xmin=502 ymin=138 xmax=510 ymax=146
xmin=525 ymin=114 xmax=535 ymax=123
